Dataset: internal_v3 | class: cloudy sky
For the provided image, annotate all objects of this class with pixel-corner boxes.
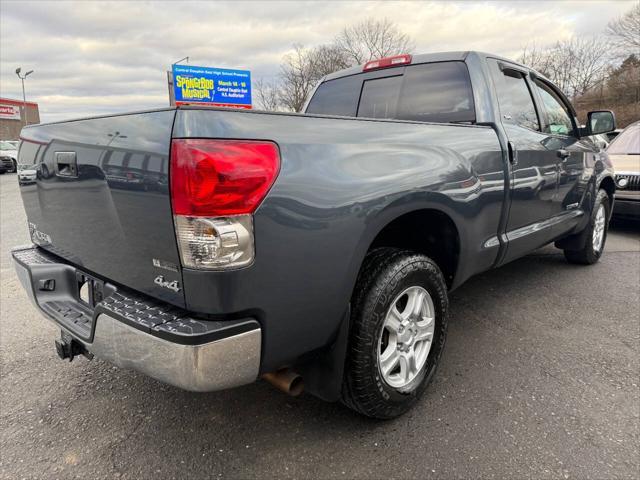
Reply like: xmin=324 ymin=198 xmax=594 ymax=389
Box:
xmin=0 ymin=0 xmax=635 ymax=122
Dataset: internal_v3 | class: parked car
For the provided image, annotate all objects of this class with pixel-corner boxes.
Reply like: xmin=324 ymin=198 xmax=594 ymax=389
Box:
xmin=17 ymin=167 xmax=38 ymax=185
xmin=608 ymin=121 xmax=640 ymax=219
xmin=104 ymin=164 xmax=147 ymax=190
xmin=0 ymin=140 xmax=18 ymax=173
xmin=605 ymin=129 xmax=623 ymax=143
xmin=12 ymin=51 xmax=617 ymax=418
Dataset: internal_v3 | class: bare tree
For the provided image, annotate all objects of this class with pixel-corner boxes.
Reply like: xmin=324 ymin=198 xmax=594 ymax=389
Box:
xmin=278 ymin=44 xmax=350 ymax=112
xmin=519 ymin=42 xmax=555 ymax=77
xmin=519 ymin=37 xmax=610 ymax=98
xmin=606 ymin=4 xmax=640 ymax=56
xmin=273 ymin=19 xmax=415 ymax=111
xmin=254 ymin=78 xmax=281 ymax=111
xmin=607 ymin=55 xmax=640 ymax=104
xmin=277 ymin=45 xmax=315 ymax=112
xmin=335 ymin=18 xmax=415 ymax=65
xmin=574 ymin=54 xmax=640 ymax=128
xmin=309 ymin=44 xmax=351 ymax=77
xmin=568 ymin=37 xmax=611 ymax=97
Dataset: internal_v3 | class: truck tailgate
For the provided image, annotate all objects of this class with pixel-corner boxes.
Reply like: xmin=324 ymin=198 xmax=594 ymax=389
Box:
xmin=17 ymin=109 xmax=184 ymax=307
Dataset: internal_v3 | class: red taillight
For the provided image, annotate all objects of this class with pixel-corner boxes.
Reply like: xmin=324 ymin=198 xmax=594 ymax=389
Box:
xmin=170 ymin=139 xmax=280 ymax=216
xmin=363 ymin=54 xmax=412 ymax=71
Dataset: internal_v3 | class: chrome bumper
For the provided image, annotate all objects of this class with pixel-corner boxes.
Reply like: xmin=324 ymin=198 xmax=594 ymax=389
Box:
xmin=12 ymin=246 xmax=261 ymax=392
xmin=88 ymin=313 xmax=260 ymax=391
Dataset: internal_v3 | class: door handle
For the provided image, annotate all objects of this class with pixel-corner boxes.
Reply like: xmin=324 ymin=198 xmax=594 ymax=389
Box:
xmin=557 ymin=149 xmax=571 ymax=161
xmin=508 ymin=141 xmax=518 ymax=166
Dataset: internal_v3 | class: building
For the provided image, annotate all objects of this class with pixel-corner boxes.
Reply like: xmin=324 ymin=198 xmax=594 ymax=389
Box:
xmin=0 ymin=97 xmax=40 ymax=141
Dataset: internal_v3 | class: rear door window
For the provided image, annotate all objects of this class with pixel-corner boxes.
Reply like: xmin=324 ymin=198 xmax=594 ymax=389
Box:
xmin=489 ymin=61 xmax=540 ymax=131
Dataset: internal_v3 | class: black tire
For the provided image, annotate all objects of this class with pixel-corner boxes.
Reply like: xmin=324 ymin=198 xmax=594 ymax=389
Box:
xmin=341 ymin=248 xmax=448 ymax=419
xmin=564 ymin=189 xmax=610 ymax=265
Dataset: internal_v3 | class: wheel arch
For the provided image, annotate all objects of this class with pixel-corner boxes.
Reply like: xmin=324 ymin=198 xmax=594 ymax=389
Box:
xmin=599 ymin=175 xmax=615 ymax=208
xmin=354 ymin=197 xmax=463 ymax=290
xmin=366 ymin=209 xmax=460 ymax=288
xmin=299 ymin=196 xmax=463 ymax=402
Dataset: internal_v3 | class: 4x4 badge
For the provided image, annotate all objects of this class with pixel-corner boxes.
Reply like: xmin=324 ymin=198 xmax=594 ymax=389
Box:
xmin=154 ymin=275 xmax=180 ymax=293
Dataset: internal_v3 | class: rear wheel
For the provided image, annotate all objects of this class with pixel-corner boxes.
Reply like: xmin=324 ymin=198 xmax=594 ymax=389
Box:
xmin=341 ymin=248 xmax=448 ymax=419
xmin=564 ymin=189 xmax=610 ymax=265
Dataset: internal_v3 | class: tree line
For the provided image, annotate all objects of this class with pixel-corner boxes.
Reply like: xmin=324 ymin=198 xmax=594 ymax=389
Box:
xmin=519 ymin=4 xmax=639 ymax=128
xmin=256 ymin=5 xmax=639 ymax=128
xmin=255 ymin=18 xmax=413 ymax=112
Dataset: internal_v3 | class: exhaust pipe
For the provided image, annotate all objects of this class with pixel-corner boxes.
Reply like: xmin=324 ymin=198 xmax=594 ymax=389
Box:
xmin=262 ymin=368 xmax=304 ymax=396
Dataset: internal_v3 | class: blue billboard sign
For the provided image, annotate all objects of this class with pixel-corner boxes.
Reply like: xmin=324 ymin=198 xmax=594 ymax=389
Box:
xmin=172 ymin=65 xmax=251 ymax=109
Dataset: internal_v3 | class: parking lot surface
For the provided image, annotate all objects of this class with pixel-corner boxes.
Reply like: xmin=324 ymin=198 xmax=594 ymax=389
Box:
xmin=1 ymin=172 xmax=639 ymax=479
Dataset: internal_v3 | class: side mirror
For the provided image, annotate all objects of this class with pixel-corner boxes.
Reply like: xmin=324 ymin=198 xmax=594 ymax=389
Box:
xmin=587 ymin=110 xmax=616 ymax=135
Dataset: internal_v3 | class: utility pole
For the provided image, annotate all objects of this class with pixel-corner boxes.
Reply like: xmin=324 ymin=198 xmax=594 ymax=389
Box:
xmin=15 ymin=67 xmax=34 ymax=126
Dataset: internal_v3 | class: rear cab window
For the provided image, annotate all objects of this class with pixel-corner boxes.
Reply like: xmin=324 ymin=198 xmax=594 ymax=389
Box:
xmin=358 ymin=75 xmax=402 ymax=119
xmin=306 ymin=61 xmax=476 ymax=124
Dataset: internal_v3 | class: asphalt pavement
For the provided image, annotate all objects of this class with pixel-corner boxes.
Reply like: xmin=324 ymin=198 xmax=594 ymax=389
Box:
xmin=1 ymin=172 xmax=638 ymax=479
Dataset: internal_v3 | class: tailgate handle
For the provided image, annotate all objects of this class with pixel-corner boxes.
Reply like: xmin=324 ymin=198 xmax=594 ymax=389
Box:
xmin=54 ymin=152 xmax=78 ymax=177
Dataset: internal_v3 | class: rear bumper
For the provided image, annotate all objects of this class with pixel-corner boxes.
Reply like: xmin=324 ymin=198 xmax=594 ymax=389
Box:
xmin=12 ymin=246 xmax=261 ymax=392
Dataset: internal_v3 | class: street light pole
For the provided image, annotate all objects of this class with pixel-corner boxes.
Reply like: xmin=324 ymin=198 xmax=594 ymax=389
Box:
xmin=169 ymin=57 xmax=189 ymax=106
xmin=15 ymin=67 xmax=34 ymax=127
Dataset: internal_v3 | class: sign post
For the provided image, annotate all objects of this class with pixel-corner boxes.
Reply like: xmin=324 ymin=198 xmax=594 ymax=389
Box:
xmin=171 ymin=65 xmax=251 ymax=109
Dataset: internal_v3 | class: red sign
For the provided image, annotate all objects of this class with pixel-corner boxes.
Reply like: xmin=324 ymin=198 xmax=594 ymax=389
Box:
xmin=0 ymin=104 xmax=21 ymax=120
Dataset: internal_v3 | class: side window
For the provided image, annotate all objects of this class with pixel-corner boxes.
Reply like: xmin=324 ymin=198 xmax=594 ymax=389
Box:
xmin=396 ymin=62 xmax=476 ymax=123
xmin=534 ymin=81 xmax=575 ymax=136
xmin=490 ymin=61 xmax=540 ymax=131
xmin=357 ymin=75 xmax=402 ymax=119
xmin=17 ymin=140 xmax=41 ymax=166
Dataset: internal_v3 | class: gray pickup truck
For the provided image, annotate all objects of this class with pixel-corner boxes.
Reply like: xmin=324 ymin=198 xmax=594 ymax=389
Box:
xmin=13 ymin=51 xmax=617 ymax=418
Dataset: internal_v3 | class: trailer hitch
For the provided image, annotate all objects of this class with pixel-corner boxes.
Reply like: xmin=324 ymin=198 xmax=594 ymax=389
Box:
xmin=55 ymin=332 xmax=93 ymax=362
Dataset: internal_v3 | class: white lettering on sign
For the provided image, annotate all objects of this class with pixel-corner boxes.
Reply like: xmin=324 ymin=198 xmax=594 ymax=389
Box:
xmin=0 ymin=105 xmax=21 ymax=121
